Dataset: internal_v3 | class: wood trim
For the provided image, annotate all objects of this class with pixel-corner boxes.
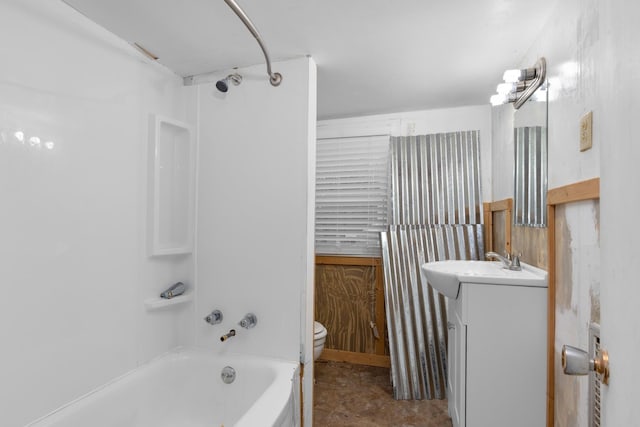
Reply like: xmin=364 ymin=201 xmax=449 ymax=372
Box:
xmin=545 ymin=178 xmax=600 ymax=427
xmin=489 ymin=198 xmax=513 ymax=212
xmin=316 ymin=255 xmax=381 ymax=266
xmin=374 ymin=262 xmax=386 ymax=355
xmin=300 ymin=362 xmax=305 ymax=427
xmin=546 ymin=204 xmax=556 ymax=427
xmin=547 ymin=177 xmax=600 ymax=206
xmin=484 ymin=198 xmax=513 ymax=255
xmin=319 ymin=348 xmax=391 ymax=368
xmin=504 ymin=203 xmax=512 ymax=254
xmin=483 ymin=202 xmax=493 ymax=253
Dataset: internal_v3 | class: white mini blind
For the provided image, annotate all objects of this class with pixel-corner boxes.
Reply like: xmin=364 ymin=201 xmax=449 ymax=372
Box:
xmin=315 ymin=135 xmax=390 ymax=256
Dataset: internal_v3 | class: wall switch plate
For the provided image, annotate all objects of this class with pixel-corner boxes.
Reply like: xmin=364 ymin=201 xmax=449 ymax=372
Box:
xmin=580 ymin=111 xmax=593 ymax=152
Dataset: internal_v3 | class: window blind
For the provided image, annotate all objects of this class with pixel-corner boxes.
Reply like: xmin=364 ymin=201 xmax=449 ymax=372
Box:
xmin=315 ymin=135 xmax=390 ymax=256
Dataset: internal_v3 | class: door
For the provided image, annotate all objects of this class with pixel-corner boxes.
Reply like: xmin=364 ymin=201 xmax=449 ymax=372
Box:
xmin=599 ymin=1 xmax=640 ymax=425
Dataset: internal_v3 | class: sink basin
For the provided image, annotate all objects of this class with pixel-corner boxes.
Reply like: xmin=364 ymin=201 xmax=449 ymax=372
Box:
xmin=421 ymin=260 xmax=547 ymax=299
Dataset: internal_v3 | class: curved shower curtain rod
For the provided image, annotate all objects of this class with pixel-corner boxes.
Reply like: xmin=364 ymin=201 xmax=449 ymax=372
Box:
xmin=223 ymin=0 xmax=282 ymax=86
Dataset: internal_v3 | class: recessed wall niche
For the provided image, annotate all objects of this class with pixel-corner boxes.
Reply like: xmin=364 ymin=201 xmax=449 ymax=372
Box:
xmin=148 ymin=115 xmax=195 ymax=256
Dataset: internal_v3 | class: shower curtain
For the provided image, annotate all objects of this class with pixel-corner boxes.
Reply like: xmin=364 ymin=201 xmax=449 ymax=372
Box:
xmin=381 ymin=131 xmax=485 ymax=400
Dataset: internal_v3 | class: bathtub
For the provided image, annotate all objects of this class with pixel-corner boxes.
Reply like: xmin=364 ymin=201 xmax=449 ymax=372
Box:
xmin=28 ymin=347 xmax=299 ymax=427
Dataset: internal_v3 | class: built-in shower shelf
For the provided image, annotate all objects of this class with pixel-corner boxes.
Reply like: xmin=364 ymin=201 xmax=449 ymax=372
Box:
xmin=147 ymin=115 xmax=194 ymax=257
xmin=144 ymin=292 xmax=194 ymax=311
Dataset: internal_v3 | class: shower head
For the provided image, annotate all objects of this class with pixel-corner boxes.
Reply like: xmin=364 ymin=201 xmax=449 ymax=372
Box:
xmin=215 ymin=79 xmax=229 ymax=93
xmin=215 ymin=73 xmax=243 ymax=93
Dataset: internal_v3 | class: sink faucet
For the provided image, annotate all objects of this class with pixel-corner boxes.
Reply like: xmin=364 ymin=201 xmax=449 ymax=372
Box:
xmin=486 ymin=251 xmax=522 ymax=271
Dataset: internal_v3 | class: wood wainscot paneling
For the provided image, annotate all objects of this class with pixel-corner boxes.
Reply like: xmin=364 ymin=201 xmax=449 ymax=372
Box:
xmin=512 ymin=225 xmax=548 ymax=269
xmin=315 ymin=255 xmax=389 ymax=367
xmin=546 ymin=177 xmax=600 ymax=427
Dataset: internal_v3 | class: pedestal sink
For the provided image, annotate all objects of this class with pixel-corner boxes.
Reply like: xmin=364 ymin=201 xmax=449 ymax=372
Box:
xmin=421 ymin=260 xmax=547 ymax=299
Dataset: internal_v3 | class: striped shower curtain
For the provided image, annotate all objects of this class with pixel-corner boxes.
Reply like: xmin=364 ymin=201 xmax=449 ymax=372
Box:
xmin=381 ymin=131 xmax=485 ymax=400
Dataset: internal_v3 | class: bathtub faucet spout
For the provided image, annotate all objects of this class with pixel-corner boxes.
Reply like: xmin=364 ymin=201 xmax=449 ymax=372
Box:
xmin=220 ymin=329 xmax=236 ymax=342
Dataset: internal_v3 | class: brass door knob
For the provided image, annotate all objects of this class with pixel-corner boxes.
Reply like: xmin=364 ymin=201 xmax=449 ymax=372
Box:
xmin=561 ymin=344 xmax=610 ymax=385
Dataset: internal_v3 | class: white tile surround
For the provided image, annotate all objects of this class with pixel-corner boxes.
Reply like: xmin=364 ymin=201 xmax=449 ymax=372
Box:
xmin=0 ymin=1 xmax=196 ymax=425
xmin=0 ymin=2 xmax=316 ymax=425
xmin=193 ymin=57 xmax=317 ymax=424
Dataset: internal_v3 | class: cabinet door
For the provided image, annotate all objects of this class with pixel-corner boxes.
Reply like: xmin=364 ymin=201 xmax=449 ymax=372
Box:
xmin=464 ymin=284 xmax=546 ymax=427
xmin=447 ymin=318 xmax=455 ymax=419
xmin=449 ymin=300 xmax=466 ymax=427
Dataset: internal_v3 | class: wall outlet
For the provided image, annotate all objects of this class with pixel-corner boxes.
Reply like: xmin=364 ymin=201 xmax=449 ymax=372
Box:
xmin=580 ymin=111 xmax=593 ymax=152
xmin=406 ymin=121 xmax=416 ymax=136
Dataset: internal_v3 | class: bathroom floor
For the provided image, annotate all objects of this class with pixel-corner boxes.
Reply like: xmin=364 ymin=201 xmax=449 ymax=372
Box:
xmin=313 ymin=361 xmax=452 ymax=427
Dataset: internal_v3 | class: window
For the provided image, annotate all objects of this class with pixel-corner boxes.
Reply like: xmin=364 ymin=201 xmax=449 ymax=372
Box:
xmin=315 ymin=135 xmax=390 ymax=256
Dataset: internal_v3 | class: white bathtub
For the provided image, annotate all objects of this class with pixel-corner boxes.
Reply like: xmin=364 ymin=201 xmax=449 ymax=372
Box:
xmin=28 ymin=348 xmax=299 ymax=427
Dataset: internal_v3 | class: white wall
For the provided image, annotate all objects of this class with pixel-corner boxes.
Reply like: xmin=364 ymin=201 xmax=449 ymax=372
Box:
xmin=0 ymin=2 xmax=195 ymax=425
xmin=493 ymin=0 xmax=601 ymax=198
xmin=489 ymin=0 xmax=640 ymax=425
xmin=193 ymin=57 xmax=316 ymax=423
xmin=318 ymin=104 xmax=493 ymax=201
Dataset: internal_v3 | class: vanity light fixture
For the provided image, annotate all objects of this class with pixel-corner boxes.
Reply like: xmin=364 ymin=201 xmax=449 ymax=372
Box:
xmin=490 ymin=57 xmax=546 ymax=109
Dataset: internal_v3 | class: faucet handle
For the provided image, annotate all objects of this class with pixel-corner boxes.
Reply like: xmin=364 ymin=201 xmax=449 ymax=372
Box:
xmin=511 ymin=255 xmax=521 ymax=268
xmin=508 ymin=252 xmax=522 ymax=270
xmin=205 ymin=309 xmax=223 ymax=325
xmin=238 ymin=313 xmax=257 ymax=329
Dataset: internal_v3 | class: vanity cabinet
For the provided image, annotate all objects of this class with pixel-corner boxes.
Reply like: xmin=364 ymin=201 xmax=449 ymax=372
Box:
xmin=447 ymin=299 xmax=466 ymax=427
xmin=447 ymin=281 xmax=547 ymax=427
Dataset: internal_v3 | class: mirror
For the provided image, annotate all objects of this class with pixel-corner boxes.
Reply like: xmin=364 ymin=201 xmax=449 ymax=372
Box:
xmin=513 ymin=83 xmax=548 ymax=227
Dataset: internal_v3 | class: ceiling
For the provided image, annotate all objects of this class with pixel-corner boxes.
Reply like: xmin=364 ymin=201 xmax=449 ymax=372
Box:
xmin=63 ymin=0 xmax=557 ymax=120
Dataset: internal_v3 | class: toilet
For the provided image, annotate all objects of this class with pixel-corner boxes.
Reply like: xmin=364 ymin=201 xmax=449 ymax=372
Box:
xmin=313 ymin=321 xmax=328 ymax=360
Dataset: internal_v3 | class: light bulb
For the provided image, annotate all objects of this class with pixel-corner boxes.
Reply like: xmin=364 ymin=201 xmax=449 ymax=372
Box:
xmin=490 ymin=94 xmax=507 ymax=106
xmin=503 ymin=69 xmax=522 ymax=83
xmin=496 ymin=82 xmax=515 ymax=95
xmin=29 ymin=136 xmax=41 ymax=147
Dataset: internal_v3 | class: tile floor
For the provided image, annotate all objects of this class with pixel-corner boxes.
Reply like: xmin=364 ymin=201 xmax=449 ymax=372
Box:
xmin=313 ymin=361 xmax=452 ymax=427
